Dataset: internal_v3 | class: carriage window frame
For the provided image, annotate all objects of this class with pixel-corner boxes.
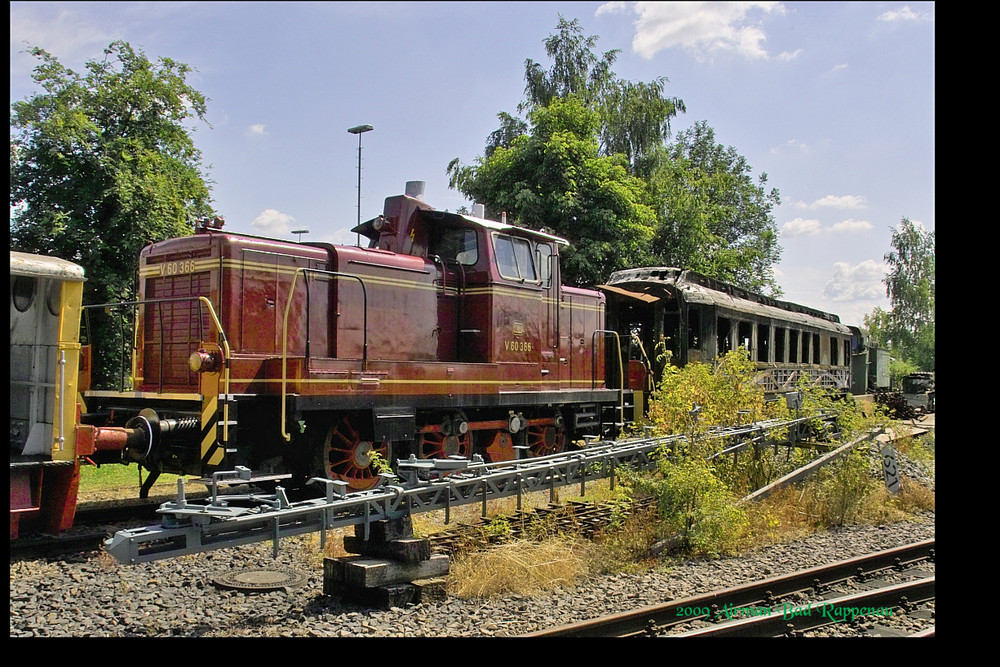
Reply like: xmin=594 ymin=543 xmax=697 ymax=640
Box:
xmin=492 ymin=232 xmax=538 ymax=283
xmin=12 ymin=276 xmax=35 ymax=313
xmin=46 ymin=281 xmax=62 ymax=316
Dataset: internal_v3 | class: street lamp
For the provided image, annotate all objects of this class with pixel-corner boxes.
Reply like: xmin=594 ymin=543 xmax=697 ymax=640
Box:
xmin=291 ymin=229 xmax=309 ymax=243
xmin=348 ymin=124 xmax=374 ymax=245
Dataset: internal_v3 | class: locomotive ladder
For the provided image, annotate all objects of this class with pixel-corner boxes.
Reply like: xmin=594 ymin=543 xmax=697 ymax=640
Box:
xmin=104 ymin=413 xmax=849 ymax=564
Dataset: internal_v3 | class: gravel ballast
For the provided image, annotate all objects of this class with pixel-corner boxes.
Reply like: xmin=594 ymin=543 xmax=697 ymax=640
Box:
xmin=11 ymin=433 xmax=936 ymax=638
xmin=10 ymin=511 xmax=934 ymax=638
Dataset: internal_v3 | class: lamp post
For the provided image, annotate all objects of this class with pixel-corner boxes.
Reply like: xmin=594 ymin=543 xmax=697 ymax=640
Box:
xmin=291 ymin=229 xmax=309 ymax=243
xmin=348 ymin=124 xmax=373 ymax=246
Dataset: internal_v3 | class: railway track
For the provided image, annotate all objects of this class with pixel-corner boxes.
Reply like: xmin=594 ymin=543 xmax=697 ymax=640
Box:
xmin=522 ymin=539 xmax=935 ymax=637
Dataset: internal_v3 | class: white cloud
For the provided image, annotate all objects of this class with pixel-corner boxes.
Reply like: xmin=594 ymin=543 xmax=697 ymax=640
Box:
xmin=246 ymin=124 xmax=267 ymax=137
xmin=598 ymin=1 xmax=786 ymax=61
xmin=781 ymin=217 xmax=822 ymax=237
xmin=250 ymin=209 xmax=296 ymax=237
xmin=770 ymin=138 xmax=809 ymax=155
xmin=782 ymin=215 xmax=871 ymax=237
xmin=796 ymin=194 xmax=868 ymax=211
xmin=830 ymin=218 xmax=873 ymax=234
xmin=877 ymin=6 xmax=931 ymax=22
xmin=821 ymin=260 xmax=887 ymax=303
xmin=777 ymin=48 xmax=802 ymax=62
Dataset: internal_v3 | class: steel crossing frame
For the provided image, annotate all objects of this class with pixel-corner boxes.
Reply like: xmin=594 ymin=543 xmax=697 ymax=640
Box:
xmin=104 ymin=415 xmax=834 ymax=564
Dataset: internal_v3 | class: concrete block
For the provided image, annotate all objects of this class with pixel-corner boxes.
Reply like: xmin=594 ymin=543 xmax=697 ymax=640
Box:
xmin=327 ymin=580 xmax=419 ymax=608
xmin=324 ymin=553 xmax=450 ymax=589
xmin=355 ymin=516 xmax=413 ymax=542
xmin=411 ymin=577 xmax=448 ymax=602
xmin=343 ymin=535 xmax=431 ymax=563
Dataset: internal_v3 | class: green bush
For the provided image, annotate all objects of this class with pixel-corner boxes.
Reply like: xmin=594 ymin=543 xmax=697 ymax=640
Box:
xmin=626 ymin=457 xmax=750 ymax=557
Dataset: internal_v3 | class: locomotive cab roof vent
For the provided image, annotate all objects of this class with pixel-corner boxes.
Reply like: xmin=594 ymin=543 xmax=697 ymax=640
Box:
xmin=405 ymin=181 xmax=425 ymax=200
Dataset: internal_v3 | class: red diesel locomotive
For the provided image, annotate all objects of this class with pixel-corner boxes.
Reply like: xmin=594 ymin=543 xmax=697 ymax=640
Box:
xmin=80 ymin=182 xmax=629 ymax=493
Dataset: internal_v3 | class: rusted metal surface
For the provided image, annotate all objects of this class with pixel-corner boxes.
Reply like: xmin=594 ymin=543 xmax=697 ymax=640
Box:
xmin=523 ymin=539 xmax=934 ymax=637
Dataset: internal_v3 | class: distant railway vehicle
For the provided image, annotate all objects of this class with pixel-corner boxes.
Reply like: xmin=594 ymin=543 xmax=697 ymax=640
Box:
xmin=10 ymin=252 xmax=86 ymax=538
xmin=901 ymin=371 xmax=935 ymax=414
xmin=848 ymin=325 xmax=891 ymax=395
xmin=13 ymin=183 xmax=880 ymax=537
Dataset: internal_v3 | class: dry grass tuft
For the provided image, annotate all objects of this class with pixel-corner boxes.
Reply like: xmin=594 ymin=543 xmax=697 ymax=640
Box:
xmin=448 ymin=536 xmax=593 ymax=598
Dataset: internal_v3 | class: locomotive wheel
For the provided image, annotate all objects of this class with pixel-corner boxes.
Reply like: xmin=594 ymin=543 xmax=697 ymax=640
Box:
xmin=417 ymin=430 xmax=471 ymax=460
xmin=481 ymin=429 xmax=516 ymax=463
xmin=526 ymin=424 xmax=564 ymax=457
xmin=324 ymin=415 xmax=388 ymax=491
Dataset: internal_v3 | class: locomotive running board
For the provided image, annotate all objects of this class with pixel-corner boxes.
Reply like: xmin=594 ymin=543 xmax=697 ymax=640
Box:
xmin=104 ymin=414 xmax=838 ymax=564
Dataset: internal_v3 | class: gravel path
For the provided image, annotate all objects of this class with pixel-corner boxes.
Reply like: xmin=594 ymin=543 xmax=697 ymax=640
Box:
xmin=11 ymin=437 xmax=935 ymax=638
xmin=8 ymin=512 xmax=933 ymax=638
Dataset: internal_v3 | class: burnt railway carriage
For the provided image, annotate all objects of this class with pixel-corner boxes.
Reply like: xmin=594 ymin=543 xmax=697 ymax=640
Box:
xmin=600 ymin=268 xmax=853 ymax=396
xmin=81 ymin=183 xmax=622 ymax=492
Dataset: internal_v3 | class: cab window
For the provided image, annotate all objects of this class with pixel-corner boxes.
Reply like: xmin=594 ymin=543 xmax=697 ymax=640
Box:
xmin=494 ymin=233 xmax=537 ymax=282
xmin=431 ymin=227 xmax=478 ymax=266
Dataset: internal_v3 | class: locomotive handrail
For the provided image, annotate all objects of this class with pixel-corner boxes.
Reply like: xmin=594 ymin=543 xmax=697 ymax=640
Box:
xmin=431 ymin=255 xmax=468 ymax=356
xmin=83 ymin=296 xmax=232 ymax=389
xmin=281 ymin=268 xmax=368 ymax=443
xmin=57 ymin=350 xmax=66 ymax=452
xmin=82 ymin=296 xmax=232 ymax=445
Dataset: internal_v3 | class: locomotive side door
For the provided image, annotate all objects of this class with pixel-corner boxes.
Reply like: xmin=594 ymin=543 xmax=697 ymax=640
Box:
xmin=491 ymin=232 xmax=544 ymax=375
xmin=428 ymin=225 xmax=480 ymax=362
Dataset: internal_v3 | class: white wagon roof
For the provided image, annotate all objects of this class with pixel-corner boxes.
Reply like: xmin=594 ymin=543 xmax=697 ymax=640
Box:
xmin=10 ymin=251 xmax=86 ymax=282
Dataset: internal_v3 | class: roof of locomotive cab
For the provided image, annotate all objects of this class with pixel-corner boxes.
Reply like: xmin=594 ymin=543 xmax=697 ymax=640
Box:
xmin=352 ymin=201 xmax=570 ymax=248
xmin=448 ymin=212 xmax=569 ymax=247
xmin=10 ymin=250 xmax=86 ymax=282
xmin=603 ymin=267 xmax=852 ymax=335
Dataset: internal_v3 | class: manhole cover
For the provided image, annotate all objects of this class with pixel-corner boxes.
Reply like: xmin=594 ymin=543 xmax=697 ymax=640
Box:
xmin=213 ymin=568 xmax=307 ymax=592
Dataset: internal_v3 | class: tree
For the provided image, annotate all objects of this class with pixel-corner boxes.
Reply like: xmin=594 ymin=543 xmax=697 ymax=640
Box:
xmin=520 ymin=15 xmax=620 ymax=113
xmin=649 ymin=121 xmax=783 ymax=295
xmin=448 ymin=96 xmax=656 ymax=286
xmin=874 ymin=217 xmax=935 ymax=370
xmin=11 ymin=41 xmax=215 ymax=386
xmin=450 ymin=17 xmax=782 ymax=294
xmin=498 ymin=15 xmax=685 ymax=178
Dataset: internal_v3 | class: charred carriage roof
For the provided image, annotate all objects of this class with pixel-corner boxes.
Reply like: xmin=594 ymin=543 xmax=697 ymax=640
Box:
xmin=604 ymin=267 xmax=851 ymax=335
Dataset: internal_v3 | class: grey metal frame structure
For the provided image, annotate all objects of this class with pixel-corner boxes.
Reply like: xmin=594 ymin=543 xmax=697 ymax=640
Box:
xmin=105 ymin=414 xmax=834 ymax=564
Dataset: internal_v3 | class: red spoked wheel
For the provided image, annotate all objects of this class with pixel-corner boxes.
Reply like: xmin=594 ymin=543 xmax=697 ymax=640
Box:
xmin=482 ymin=430 xmax=516 ymax=463
xmin=324 ymin=415 xmax=388 ymax=491
xmin=417 ymin=431 xmax=471 ymax=460
xmin=526 ymin=424 xmax=564 ymax=457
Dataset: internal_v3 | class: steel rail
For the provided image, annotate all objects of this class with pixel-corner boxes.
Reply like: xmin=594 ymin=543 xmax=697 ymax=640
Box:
xmin=678 ymin=576 xmax=935 ymax=637
xmin=522 ymin=539 xmax=934 ymax=637
xmin=104 ymin=414 xmax=841 ymax=565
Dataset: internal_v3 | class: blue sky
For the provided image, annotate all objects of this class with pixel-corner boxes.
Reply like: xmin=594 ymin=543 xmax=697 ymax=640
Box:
xmin=10 ymin=1 xmax=935 ymax=327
